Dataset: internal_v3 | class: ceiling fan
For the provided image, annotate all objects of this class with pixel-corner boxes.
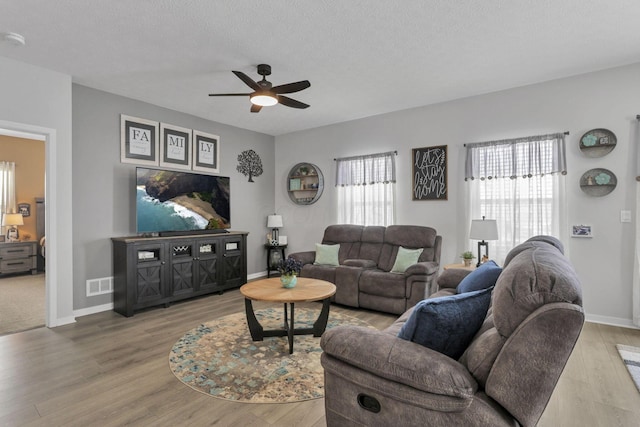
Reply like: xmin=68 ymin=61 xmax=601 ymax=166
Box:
xmin=209 ymin=64 xmax=310 ymax=113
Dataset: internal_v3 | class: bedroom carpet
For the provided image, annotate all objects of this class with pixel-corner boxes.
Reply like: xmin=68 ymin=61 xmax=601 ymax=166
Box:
xmin=0 ymin=273 xmax=45 ymax=336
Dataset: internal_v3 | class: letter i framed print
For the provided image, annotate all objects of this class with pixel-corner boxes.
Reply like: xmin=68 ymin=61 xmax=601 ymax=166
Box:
xmin=192 ymin=130 xmax=220 ymax=174
xmin=120 ymin=115 xmax=159 ymax=166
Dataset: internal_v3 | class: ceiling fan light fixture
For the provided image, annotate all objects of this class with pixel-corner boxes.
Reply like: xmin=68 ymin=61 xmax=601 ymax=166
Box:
xmin=250 ymin=92 xmax=278 ymax=107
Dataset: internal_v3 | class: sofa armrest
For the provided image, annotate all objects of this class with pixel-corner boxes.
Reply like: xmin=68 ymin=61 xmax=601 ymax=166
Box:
xmin=288 ymin=250 xmax=315 ymax=265
xmin=404 ymin=261 xmax=439 ymax=276
xmin=437 ymin=268 xmax=473 ymax=290
xmin=321 ymin=325 xmax=477 ymax=401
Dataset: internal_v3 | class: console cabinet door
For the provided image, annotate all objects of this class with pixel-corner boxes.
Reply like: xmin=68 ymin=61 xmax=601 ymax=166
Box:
xmin=169 ymin=240 xmax=196 ymax=297
xmin=195 ymin=238 xmax=219 ymax=292
xmin=221 ymin=235 xmax=246 ymax=289
xmin=133 ymin=244 xmax=166 ymax=306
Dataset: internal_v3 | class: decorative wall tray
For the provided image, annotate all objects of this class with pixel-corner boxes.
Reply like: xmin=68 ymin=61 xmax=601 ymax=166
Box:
xmin=579 ymin=128 xmax=616 ymax=158
xmin=579 ymin=168 xmax=617 ymax=197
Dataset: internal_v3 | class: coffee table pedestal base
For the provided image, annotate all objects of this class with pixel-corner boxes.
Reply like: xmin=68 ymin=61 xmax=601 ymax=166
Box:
xmin=244 ymin=298 xmax=331 ymax=354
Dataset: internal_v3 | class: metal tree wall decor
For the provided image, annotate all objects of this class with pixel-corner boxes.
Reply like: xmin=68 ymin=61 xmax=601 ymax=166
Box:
xmin=237 ymin=149 xmax=264 ymax=182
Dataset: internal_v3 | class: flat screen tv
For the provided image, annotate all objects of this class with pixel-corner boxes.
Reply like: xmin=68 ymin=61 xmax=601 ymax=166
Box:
xmin=136 ymin=167 xmax=230 ymax=235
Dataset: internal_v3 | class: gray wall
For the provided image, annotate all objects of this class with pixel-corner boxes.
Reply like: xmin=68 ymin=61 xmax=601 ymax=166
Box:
xmin=72 ymin=85 xmax=275 ymax=310
xmin=275 ymin=62 xmax=640 ymax=327
xmin=0 ymin=56 xmax=75 ymax=326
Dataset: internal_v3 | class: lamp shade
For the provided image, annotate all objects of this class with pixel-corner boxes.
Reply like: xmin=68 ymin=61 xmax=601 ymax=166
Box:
xmin=469 ymin=218 xmax=498 ymax=241
xmin=267 ymin=214 xmax=283 ymax=228
xmin=2 ymin=213 xmax=24 ymax=226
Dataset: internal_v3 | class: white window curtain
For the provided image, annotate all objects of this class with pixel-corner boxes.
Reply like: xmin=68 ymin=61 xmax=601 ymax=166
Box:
xmin=0 ymin=161 xmax=17 ymax=214
xmin=0 ymin=161 xmax=17 ymax=234
xmin=465 ymin=133 xmax=567 ymax=264
xmin=336 ymin=151 xmax=396 ymax=226
xmin=633 ymin=116 xmax=640 ymax=327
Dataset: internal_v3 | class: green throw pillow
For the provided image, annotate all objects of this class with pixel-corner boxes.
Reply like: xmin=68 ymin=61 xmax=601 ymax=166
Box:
xmin=314 ymin=243 xmax=340 ymax=266
xmin=391 ymin=246 xmax=424 ymax=273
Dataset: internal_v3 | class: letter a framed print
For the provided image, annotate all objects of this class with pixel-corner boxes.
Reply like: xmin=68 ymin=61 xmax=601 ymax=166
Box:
xmin=160 ymin=123 xmax=192 ymax=170
xmin=120 ymin=115 xmax=159 ymax=166
xmin=193 ymin=130 xmax=220 ymax=174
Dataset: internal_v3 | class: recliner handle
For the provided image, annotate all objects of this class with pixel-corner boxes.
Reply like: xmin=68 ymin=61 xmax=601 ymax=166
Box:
xmin=357 ymin=393 xmax=381 ymax=413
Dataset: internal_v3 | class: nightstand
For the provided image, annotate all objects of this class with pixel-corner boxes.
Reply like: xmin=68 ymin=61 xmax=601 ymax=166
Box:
xmin=0 ymin=240 xmax=37 ymax=275
xmin=265 ymin=244 xmax=287 ymax=277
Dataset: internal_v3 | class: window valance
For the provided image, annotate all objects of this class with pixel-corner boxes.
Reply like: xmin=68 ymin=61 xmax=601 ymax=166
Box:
xmin=465 ymin=133 xmax=567 ymax=180
xmin=335 ymin=151 xmax=396 ymax=186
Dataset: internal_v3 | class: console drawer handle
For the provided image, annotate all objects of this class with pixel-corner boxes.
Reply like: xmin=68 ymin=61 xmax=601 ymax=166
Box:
xmin=357 ymin=393 xmax=381 ymax=413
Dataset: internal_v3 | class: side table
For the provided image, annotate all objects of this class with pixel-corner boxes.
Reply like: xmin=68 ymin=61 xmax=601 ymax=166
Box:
xmin=443 ymin=263 xmax=476 ymax=271
xmin=265 ymin=243 xmax=287 ymax=277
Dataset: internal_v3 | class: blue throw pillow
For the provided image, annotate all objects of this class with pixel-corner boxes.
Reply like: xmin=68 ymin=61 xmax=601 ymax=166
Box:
xmin=397 ymin=288 xmax=493 ymax=359
xmin=456 ymin=260 xmax=502 ymax=293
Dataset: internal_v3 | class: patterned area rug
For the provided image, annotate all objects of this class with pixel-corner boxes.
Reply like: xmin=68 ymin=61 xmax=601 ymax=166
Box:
xmin=169 ymin=307 xmax=373 ymax=403
xmin=616 ymin=344 xmax=640 ymax=393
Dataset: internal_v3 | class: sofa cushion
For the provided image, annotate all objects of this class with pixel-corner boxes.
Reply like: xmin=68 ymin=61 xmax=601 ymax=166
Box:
xmin=359 ymin=269 xmax=407 ymax=298
xmin=397 ymin=287 xmax=493 ymax=359
xmin=391 ymin=246 xmax=424 ymax=273
xmin=456 ymin=260 xmax=502 ymax=293
xmin=343 ymin=259 xmax=377 ymax=268
xmin=314 ymin=243 xmax=340 ymax=266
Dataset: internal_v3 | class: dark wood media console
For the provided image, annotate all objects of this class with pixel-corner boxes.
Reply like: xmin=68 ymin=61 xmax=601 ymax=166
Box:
xmin=112 ymin=231 xmax=248 ymax=317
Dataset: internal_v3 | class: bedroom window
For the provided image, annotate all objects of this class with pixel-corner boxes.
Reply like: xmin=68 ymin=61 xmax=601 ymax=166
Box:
xmin=0 ymin=161 xmax=17 ymax=217
xmin=335 ymin=151 xmax=396 ymax=226
xmin=465 ymin=133 xmax=567 ymax=263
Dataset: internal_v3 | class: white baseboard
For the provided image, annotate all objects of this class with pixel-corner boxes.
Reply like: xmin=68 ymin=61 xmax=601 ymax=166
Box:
xmin=248 ymin=271 xmax=268 ymax=281
xmin=74 ymin=302 xmax=114 ymax=318
xmin=586 ymin=313 xmax=640 ymax=330
xmin=50 ymin=315 xmax=76 ymax=327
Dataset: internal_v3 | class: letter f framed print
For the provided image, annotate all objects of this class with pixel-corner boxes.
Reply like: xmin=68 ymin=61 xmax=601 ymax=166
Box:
xmin=120 ymin=115 xmax=159 ymax=166
xmin=192 ymin=130 xmax=220 ymax=174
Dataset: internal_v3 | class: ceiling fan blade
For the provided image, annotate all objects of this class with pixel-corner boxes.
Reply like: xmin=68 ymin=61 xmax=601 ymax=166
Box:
xmin=277 ymin=95 xmax=310 ymax=109
xmin=208 ymin=93 xmax=252 ymax=96
xmin=232 ymin=71 xmax=261 ymax=91
xmin=250 ymin=104 xmax=262 ymax=113
xmin=272 ymin=80 xmax=311 ymax=95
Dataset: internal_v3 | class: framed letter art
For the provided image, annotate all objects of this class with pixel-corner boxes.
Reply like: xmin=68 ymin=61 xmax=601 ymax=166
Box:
xmin=412 ymin=145 xmax=448 ymax=201
xmin=120 ymin=115 xmax=159 ymax=166
xmin=160 ymin=123 xmax=192 ymax=170
xmin=193 ymin=130 xmax=220 ymax=173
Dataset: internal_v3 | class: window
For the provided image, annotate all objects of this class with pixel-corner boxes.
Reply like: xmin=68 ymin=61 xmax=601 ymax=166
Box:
xmin=336 ymin=151 xmax=396 ymax=226
xmin=465 ymin=133 xmax=567 ymax=263
xmin=0 ymin=161 xmax=16 ymax=216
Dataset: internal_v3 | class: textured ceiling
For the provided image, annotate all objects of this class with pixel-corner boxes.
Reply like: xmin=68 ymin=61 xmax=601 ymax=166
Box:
xmin=2 ymin=1 xmax=640 ymax=136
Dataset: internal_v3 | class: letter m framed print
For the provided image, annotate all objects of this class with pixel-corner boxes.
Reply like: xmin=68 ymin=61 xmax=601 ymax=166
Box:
xmin=120 ymin=115 xmax=159 ymax=166
xmin=192 ymin=130 xmax=220 ymax=174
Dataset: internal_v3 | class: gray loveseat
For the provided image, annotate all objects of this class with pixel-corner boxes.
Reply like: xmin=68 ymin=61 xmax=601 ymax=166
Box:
xmin=289 ymin=224 xmax=442 ymax=315
xmin=320 ymin=235 xmax=584 ymax=427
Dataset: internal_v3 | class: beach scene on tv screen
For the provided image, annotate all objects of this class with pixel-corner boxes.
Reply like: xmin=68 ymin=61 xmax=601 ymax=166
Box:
xmin=136 ymin=168 xmax=230 ymax=233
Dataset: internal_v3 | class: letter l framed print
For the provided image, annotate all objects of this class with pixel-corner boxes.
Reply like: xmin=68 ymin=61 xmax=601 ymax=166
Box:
xmin=192 ymin=130 xmax=220 ymax=174
xmin=120 ymin=115 xmax=159 ymax=166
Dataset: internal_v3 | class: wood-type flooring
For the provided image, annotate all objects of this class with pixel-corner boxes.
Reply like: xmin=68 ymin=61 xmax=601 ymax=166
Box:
xmin=0 ymin=289 xmax=639 ymax=426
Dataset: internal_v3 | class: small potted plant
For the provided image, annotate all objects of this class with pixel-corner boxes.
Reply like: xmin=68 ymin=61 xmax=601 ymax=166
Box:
xmin=460 ymin=251 xmax=476 ymax=267
xmin=278 ymin=257 xmax=303 ymax=288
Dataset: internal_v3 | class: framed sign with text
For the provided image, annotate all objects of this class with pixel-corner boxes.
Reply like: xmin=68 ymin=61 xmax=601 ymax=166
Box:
xmin=412 ymin=145 xmax=448 ymax=200
xmin=192 ymin=130 xmax=220 ymax=173
xmin=120 ymin=115 xmax=159 ymax=166
xmin=160 ymin=123 xmax=192 ymax=170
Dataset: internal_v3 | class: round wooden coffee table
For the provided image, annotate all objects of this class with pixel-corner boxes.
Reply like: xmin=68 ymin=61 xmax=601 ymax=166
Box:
xmin=240 ymin=277 xmax=336 ymax=354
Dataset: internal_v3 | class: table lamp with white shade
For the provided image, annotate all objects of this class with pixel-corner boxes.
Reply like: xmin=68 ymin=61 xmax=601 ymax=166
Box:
xmin=267 ymin=214 xmax=283 ymax=245
xmin=469 ymin=216 xmax=498 ymax=267
xmin=2 ymin=212 xmax=24 ymax=242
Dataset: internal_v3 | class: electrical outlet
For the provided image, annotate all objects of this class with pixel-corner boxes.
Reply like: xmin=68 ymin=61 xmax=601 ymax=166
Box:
xmin=621 ymin=210 xmax=632 ymax=223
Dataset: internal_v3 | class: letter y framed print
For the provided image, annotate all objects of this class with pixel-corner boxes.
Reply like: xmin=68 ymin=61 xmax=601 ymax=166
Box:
xmin=120 ymin=115 xmax=159 ymax=166
xmin=193 ymin=130 xmax=220 ymax=174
